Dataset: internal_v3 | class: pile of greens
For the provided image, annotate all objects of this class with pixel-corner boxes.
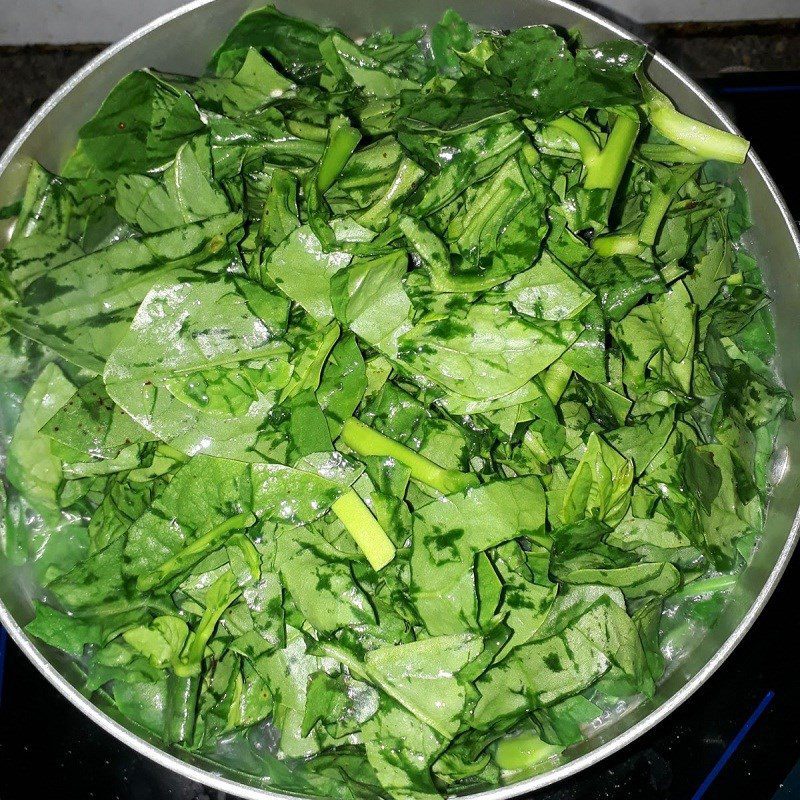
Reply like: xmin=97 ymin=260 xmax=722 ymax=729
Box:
xmin=0 ymin=6 xmax=792 ymax=799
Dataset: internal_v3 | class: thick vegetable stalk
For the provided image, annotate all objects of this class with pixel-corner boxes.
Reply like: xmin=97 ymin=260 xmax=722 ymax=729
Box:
xmin=640 ymin=75 xmax=749 ymax=164
xmin=316 ymin=115 xmax=362 ymax=193
xmin=493 ymin=732 xmax=563 ymax=772
xmin=166 ymin=672 xmax=200 ymax=745
xmin=285 ymin=118 xmax=329 ymax=142
xmin=590 ymin=232 xmax=643 ymax=257
xmin=592 ymin=163 xmax=700 ymax=256
xmin=548 ymin=115 xmax=601 ymax=164
xmin=638 ymin=142 xmax=706 ymax=164
xmin=331 ymin=489 xmax=396 ymax=571
xmin=340 ymin=417 xmax=479 ymax=494
xmin=302 ymin=115 xmax=362 ymax=248
xmin=137 ymin=512 xmax=256 ymax=592
xmin=551 ymin=108 xmax=640 ymax=222
xmin=582 ymin=110 xmax=640 ymax=198
xmin=175 ymin=573 xmax=241 ymax=677
xmin=167 ymin=573 xmax=242 ymax=745
xmin=638 ymin=164 xmax=700 ymax=246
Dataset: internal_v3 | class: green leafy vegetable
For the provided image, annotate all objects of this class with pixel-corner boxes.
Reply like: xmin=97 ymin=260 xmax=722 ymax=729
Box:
xmin=104 ymin=275 xmax=293 ymax=460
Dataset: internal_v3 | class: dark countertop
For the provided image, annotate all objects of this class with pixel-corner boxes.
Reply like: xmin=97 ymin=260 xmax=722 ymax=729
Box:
xmin=648 ymin=19 xmax=800 ymax=77
xmin=0 ymin=45 xmax=104 ymax=153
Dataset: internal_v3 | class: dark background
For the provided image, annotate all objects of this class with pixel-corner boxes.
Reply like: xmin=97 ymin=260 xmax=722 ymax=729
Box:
xmin=2 ymin=16 xmax=800 ymax=800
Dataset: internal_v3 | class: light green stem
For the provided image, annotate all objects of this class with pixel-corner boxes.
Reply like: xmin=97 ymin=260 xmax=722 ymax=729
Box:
xmin=176 ymin=591 xmax=240 ymax=676
xmin=639 ymin=142 xmax=707 ymax=164
xmin=317 ymin=117 xmax=362 ymax=193
xmin=638 ymin=185 xmax=673 ymax=246
xmin=331 ymin=489 xmax=396 ymax=571
xmin=642 ymin=75 xmax=749 ymax=164
xmin=672 ymin=574 xmax=738 ymax=601
xmin=155 ymin=443 xmax=190 ymax=462
xmin=137 ymin=512 xmax=256 ymax=592
xmin=165 ymin=673 xmax=199 ymax=744
xmin=591 ymin=232 xmax=644 ymax=257
xmin=285 ymin=119 xmax=329 ymax=142
xmin=494 ymin=733 xmax=563 ymax=772
xmin=584 ymin=110 xmax=640 ymax=197
xmin=649 ymin=106 xmax=749 ymax=164
xmin=73 ymin=596 xmax=174 ymax=619
xmin=340 ymin=417 xmax=478 ymax=494
xmin=549 ymin=116 xmax=601 ymax=163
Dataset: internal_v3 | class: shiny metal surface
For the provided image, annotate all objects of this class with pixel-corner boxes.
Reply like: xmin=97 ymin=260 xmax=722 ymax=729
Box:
xmin=1 ymin=1 xmax=799 ymax=798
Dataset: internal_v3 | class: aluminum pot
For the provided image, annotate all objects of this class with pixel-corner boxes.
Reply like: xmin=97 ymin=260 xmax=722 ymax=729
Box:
xmin=1 ymin=1 xmax=799 ymax=798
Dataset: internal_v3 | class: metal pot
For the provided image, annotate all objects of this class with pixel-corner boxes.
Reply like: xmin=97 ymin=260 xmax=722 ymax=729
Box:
xmin=1 ymin=1 xmax=799 ymax=798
